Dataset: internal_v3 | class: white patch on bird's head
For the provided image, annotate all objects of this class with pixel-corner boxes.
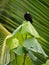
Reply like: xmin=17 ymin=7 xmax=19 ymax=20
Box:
xmin=27 ymin=12 xmax=30 ymax=14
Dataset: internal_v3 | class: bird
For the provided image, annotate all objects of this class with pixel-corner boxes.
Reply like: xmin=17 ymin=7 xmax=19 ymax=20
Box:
xmin=24 ymin=12 xmax=33 ymax=23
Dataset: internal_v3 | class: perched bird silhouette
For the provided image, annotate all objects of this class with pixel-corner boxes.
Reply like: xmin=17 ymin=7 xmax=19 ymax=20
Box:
xmin=24 ymin=12 xmax=33 ymax=23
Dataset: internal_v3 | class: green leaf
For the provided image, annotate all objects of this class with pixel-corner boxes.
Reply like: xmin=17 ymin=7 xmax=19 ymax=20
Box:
xmin=6 ymin=36 xmax=19 ymax=50
xmin=13 ymin=46 xmax=26 ymax=55
xmin=21 ymin=21 xmax=39 ymax=38
xmin=6 ymin=21 xmax=39 ymax=50
xmin=46 ymin=60 xmax=49 ymax=65
xmin=23 ymin=37 xmax=47 ymax=57
xmin=0 ymin=23 xmax=10 ymax=65
xmin=7 ymin=60 xmax=16 ymax=65
xmin=17 ymin=55 xmax=33 ymax=65
xmin=25 ymin=55 xmax=34 ymax=65
xmin=28 ymin=51 xmax=43 ymax=65
xmin=42 ymin=59 xmax=49 ymax=65
xmin=23 ymin=37 xmax=48 ymax=65
xmin=16 ymin=55 xmax=24 ymax=65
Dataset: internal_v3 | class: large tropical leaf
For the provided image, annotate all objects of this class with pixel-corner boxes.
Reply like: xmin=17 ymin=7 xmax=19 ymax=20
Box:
xmin=0 ymin=0 xmax=49 ymax=55
xmin=0 ymin=0 xmax=49 ymax=65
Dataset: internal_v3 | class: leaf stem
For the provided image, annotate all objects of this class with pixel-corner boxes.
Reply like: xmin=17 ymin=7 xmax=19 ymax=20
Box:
xmin=15 ymin=53 xmax=18 ymax=65
xmin=23 ymin=53 xmax=27 ymax=65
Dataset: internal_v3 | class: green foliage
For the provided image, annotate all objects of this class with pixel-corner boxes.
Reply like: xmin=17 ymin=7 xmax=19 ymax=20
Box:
xmin=46 ymin=60 xmax=49 ymax=65
xmin=4 ymin=21 xmax=47 ymax=65
xmin=6 ymin=21 xmax=39 ymax=49
xmin=0 ymin=0 xmax=49 ymax=65
xmin=0 ymin=0 xmax=49 ymax=55
xmin=23 ymin=37 xmax=47 ymax=57
xmin=42 ymin=59 xmax=49 ymax=65
xmin=13 ymin=46 xmax=26 ymax=55
xmin=0 ymin=24 xmax=10 ymax=65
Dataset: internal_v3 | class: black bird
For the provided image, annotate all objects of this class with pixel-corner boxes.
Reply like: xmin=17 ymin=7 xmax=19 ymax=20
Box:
xmin=24 ymin=12 xmax=33 ymax=23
